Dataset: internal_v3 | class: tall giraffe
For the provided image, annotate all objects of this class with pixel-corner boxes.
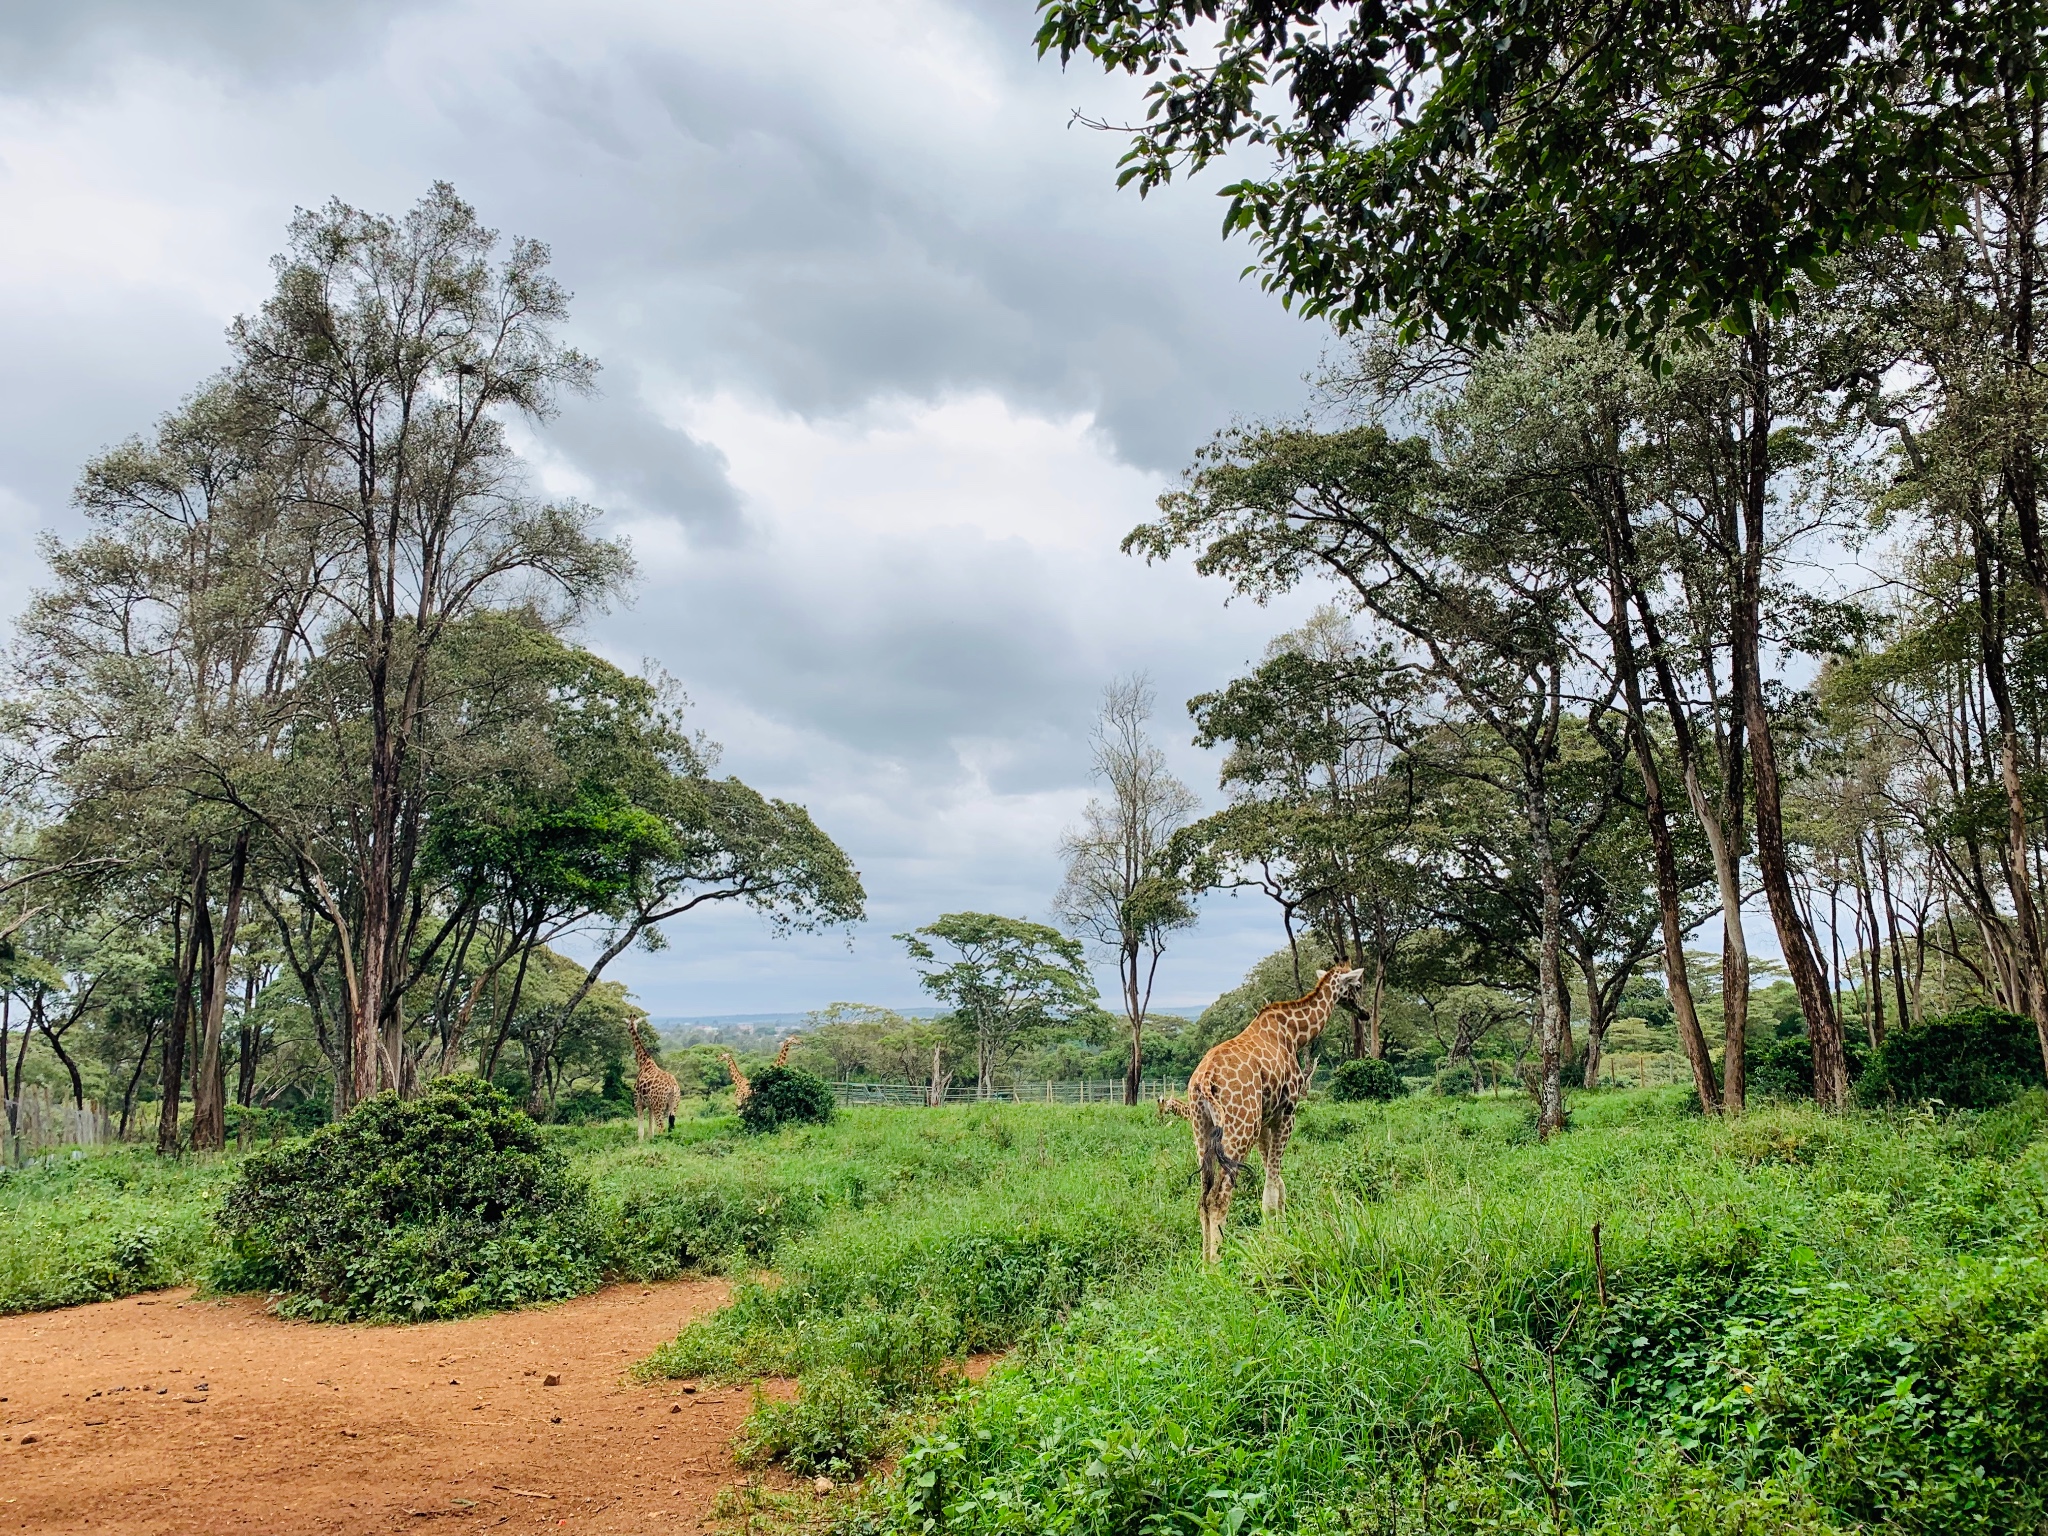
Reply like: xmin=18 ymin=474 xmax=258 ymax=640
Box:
xmin=771 ymin=1035 xmax=799 ymax=1069
xmin=720 ymin=1050 xmax=752 ymax=1106
xmin=628 ymin=1023 xmax=681 ymax=1140
xmin=1185 ymin=961 xmax=1366 ymax=1262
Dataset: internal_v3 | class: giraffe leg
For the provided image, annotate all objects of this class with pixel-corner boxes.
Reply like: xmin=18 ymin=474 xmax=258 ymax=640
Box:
xmin=1200 ymin=1171 xmax=1235 ymax=1264
xmin=1261 ymin=1111 xmax=1297 ymax=1216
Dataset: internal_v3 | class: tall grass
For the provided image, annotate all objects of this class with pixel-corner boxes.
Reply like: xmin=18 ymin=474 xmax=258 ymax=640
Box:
xmin=888 ymin=1090 xmax=2048 ymax=1534
xmin=0 ymin=1147 xmax=234 ymax=1314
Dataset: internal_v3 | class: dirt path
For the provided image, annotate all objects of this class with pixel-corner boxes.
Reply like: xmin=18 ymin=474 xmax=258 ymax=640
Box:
xmin=0 ymin=1280 xmax=794 ymax=1535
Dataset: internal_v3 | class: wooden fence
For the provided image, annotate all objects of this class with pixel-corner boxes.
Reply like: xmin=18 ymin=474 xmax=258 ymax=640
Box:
xmin=3 ymin=1086 xmax=112 ymax=1167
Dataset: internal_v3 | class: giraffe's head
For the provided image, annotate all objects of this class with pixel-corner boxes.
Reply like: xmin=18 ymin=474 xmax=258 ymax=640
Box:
xmin=1327 ymin=962 xmax=1368 ymax=1006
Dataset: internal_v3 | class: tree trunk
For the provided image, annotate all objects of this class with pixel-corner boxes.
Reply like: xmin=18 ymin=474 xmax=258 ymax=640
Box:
xmin=352 ymin=717 xmax=400 ymax=1106
xmin=1531 ymin=813 xmax=1568 ymax=1139
xmin=1627 ymin=552 xmax=1748 ymax=1111
xmin=0 ymin=991 xmax=12 ymax=1132
xmin=119 ymin=1018 xmax=158 ymax=1140
xmin=1733 ymin=326 xmax=1847 ymax=1108
xmin=1853 ymin=836 xmax=1885 ymax=1048
xmin=1967 ymin=517 xmax=2048 ymax=1077
xmin=1368 ymin=960 xmax=1385 ymax=1059
xmin=157 ymin=845 xmax=208 ymax=1155
xmin=192 ymin=830 xmax=250 ymax=1152
xmin=236 ymin=969 xmax=262 ymax=1109
xmin=1603 ymin=530 xmax=1721 ymax=1112
xmin=1123 ymin=938 xmax=1144 ymax=1106
xmin=1576 ymin=936 xmax=1608 ymax=1091
xmin=38 ymin=1014 xmax=87 ymax=1110
xmin=1871 ymin=822 xmax=1915 ymax=1029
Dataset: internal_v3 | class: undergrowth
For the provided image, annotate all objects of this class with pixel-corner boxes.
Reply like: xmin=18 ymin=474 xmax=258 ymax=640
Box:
xmin=886 ymin=1090 xmax=2048 ymax=1535
xmin=0 ymin=1146 xmax=230 ymax=1314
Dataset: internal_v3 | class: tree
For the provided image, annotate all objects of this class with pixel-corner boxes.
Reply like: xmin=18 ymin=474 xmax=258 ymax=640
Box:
xmin=1130 ymin=361 xmax=1636 ymax=1136
xmin=1055 ymin=676 xmax=1198 ymax=1104
xmin=1039 ymin=0 xmax=2010 ymax=1112
xmin=231 ymin=183 xmax=629 ymax=1109
xmin=897 ymin=913 xmax=1101 ymax=1097
xmin=1183 ymin=609 xmax=1430 ymax=1059
xmin=1035 ymin=0 xmax=1993 ymax=343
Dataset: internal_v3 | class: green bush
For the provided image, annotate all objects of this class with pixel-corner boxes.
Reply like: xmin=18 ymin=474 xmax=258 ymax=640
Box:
xmin=1745 ymin=1031 xmax=1816 ymax=1100
xmin=1745 ymin=1031 xmax=1869 ymax=1102
xmin=739 ymin=1065 xmax=836 ymax=1134
xmin=213 ymin=1075 xmax=605 ymax=1321
xmin=1329 ymin=1057 xmax=1402 ymax=1102
xmin=1434 ymin=1060 xmax=1478 ymax=1096
xmin=1855 ymin=1006 xmax=2045 ymax=1109
xmin=736 ymin=1369 xmax=895 ymax=1479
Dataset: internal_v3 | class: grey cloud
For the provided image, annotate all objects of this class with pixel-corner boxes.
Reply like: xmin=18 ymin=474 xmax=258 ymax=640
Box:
xmin=605 ymin=528 xmax=1102 ymax=782
xmin=545 ymin=390 xmax=745 ymax=546
xmin=0 ymin=0 xmax=430 ymax=88
xmin=0 ymin=0 xmax=1324 ymax=1013
xmin=451 ymin=22 xmax=1326 ymax=474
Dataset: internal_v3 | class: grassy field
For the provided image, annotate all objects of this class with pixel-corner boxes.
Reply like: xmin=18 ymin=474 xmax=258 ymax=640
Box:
xmin=7 ymin=1088 xmax=2048 ymax=1533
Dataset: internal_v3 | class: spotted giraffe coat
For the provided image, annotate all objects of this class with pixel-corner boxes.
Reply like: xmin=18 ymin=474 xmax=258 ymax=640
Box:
xmin=1185 ymin=962 xmax=1366 ymax=1262
xmin=629 ymin=1027 xmax=682 ymax=1140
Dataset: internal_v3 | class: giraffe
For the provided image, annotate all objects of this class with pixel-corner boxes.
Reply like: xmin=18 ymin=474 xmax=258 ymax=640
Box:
xmin=771 ymin=1035 xmax=799 ymax=1069
xmin=720 ymin=1050 xmax=752 ymax=1106
xmin=628 ymin=1023 xmax=682 ymax=1140
xmin=1157 ymin=1094 xmax=1192 ymax=1122
xmin=1185 ymin=961 xmax=1367 ymax=1262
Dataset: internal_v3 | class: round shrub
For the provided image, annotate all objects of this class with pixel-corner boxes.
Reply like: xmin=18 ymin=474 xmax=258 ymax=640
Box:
xmin=213 ymin=1075 xmax=604 ymax=1321
xmin=1329 ymin=1057 xmax=1402 ymax=1102
xmin=738 ymin=1065 xmax=837 ymax=1134
xmin=1434 ymin=1060 xmax=1478 ymax=1097
xmin=1744 ymin=1032 xmax=1814 ymax=1101
xmin=1854 ymin=1006 xmax=2044 ymax=1109
xmin=1745 ymin=1031 xmax=1870 ymax=1102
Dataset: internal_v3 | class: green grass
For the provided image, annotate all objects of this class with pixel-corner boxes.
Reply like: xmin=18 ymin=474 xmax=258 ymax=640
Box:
xmin=1 ymin=1097 xmax=1197 ymax=1317
xmin=10 ymin=1086 xmax=2048 ymax=1534
xmin=0 ymin=1146 xmax=236 ymax=1314
xmin=884 ymin=1090 xmax=2048 ymax=1535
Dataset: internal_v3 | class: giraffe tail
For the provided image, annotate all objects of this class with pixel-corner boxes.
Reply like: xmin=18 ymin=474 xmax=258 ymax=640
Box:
xmin=1191 ymin=1090 xmax=1240 ymax=1196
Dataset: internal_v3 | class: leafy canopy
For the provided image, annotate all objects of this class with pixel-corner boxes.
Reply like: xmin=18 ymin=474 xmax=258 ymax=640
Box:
xmin=1036 ymin=0 xmax=2012 ymax=342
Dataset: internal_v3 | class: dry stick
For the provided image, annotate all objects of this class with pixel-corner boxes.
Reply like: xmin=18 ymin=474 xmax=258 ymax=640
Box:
xmin=1592 ymin=1223 xmax=1607 ymax=1308
xmin=1463 ymin=1326 xmax=1568 ymax=1536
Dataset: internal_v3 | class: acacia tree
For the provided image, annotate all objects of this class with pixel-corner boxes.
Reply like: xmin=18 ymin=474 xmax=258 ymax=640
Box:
xmin=1055 ymin=676 xmax=1198 ymax=1104
xmin=1182 ymin=609 xmax=1430 ymax=1058
xmin=1133 ymin=389 xmax=1623 ymax=1136
xmin=233 ymin=184 xmax=630 ymax=1109
xmin=897 ymin=913 xmax=1100 ymax=1098
xmin=1038 ymin=0 xmax=2015 ymax=1111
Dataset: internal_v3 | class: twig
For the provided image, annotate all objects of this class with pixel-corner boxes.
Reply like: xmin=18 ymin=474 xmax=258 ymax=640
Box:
xmin=1592 ymin=1222 xmax=1607 ymax=1308
xmin=1464 ymin=1326 xmax=1568 ymax=1536
xmin=492 ymin=1486 xmax=554 ymax=1500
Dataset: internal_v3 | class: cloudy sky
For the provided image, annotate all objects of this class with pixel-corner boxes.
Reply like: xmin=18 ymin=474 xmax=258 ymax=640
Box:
xmin=0 ymin=0 xmax=1345 ymax=1016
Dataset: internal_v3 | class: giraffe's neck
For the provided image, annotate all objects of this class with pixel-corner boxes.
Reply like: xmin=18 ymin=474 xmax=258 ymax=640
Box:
xmin=629 ymin=1031 xmax=653 ymax=1069
xmin=1273 ymin=969 xmax=1347 ymax=1051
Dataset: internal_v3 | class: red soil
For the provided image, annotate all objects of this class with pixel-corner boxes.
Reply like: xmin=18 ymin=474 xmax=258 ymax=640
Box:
xmin=0 ymin=1280 xmax=802 ymax=1535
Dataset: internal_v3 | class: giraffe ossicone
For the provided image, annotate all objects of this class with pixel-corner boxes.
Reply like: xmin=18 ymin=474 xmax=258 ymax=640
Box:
xmin=1184 ymin=961 xmax=1368 ymax=1263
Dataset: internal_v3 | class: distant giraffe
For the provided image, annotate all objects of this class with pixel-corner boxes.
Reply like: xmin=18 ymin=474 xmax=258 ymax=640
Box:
xmin=628 ymin=1024 xmax=681 ymax=1140
xmin=1185 ymin=962 xmax=1366 ymax=1262
xmin=1157 ymin=1094 xmax=1192 ymax=1122
xmin=720 ymin=1050 xmax=752 ymax=1106
xmin=771 ymin=1035 xmax=799 ymax=1069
